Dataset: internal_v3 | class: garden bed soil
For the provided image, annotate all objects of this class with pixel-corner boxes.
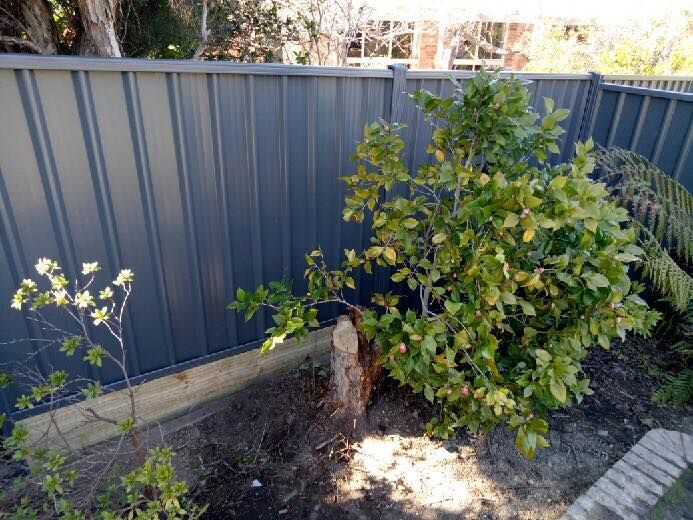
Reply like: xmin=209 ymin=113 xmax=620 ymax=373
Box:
xmin=2 ymin=335 xmax=691 ymax=519
xmin=165 ymin=334 xmax=692 ymax=520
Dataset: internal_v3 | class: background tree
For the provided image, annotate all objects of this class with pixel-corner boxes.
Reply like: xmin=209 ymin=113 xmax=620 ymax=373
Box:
xmin=1 ymin=0 xmax=122 ymax=56
xmin=0 ymin=0 xmax=293 ymax=60
xmin=524 ymin=11 xmax=693 ymax=74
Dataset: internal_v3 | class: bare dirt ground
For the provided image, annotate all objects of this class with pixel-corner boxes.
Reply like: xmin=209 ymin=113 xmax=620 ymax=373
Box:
xmin=163 ymin=335 xmax=692 ymax=520
xmin=2 ymin=335 xmax=690 ymax=519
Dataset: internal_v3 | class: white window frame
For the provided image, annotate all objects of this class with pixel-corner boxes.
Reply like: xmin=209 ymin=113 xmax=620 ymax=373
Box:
xmin=347 ymin=21 xmax=418 ymax=67
xmin=452 ymin=22 xmax=506 ymax=70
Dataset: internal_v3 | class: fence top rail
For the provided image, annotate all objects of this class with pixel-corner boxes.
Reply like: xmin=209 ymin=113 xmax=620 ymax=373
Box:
xmin=603 ymin=74 xmax=693 ymax=82
xmin=600 ymin=81 xmax=693 ymax=102
xmin=0 ymin=55 xmax=600 ymax=82
xmin=405 ymin=69 xmax=593 ymax=81
xmin=0 ymin=53 xmax=395 ymax=78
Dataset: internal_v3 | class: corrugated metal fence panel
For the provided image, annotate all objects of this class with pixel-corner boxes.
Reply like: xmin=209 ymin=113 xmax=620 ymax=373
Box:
xmin=590 ymin=83 xmax=693 ymax=191
xmin=0 ymin=57 xmax=394 ymax=419
xmin=0 ymin=55 xmax=689 ymax=421
xmin=603 ymin=75 xmax=693 ymax=93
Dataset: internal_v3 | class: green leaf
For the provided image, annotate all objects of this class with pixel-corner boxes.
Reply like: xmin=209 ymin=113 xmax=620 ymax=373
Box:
xmin=585 ymin=272 xmax=609 ymax=289
xmin=424 ymin=384 xmax=435 ymax=403
xmin=444 ymin=300 xmax=462 ymax=315
xmin=614 ymin=253 xmax=639 ymax=263
xmin=518 ymin=299 xmax=536 ymax=316
xmin=535 ymin=349 xmax=551 ymax=362
xmin=366 ymin=246 xmax=385 ymax=259
xmin=550 ymin=380 xmax=567 ymax=403
xmin=432 ymin=233 xmax=447 ymax=245
xmin=423 ymin=335 xmax=437 ymax=355
xmin=383 ymin=247 xmax=397 ymax=265
xmin=503 ymin=213 xmax=519 ymax=228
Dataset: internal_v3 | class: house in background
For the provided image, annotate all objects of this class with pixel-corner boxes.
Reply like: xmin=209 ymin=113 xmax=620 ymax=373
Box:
xmin=344 ymin=18 xmax=531 ymax=71
xmin=301 ymin=0 xmax=685 ymax=72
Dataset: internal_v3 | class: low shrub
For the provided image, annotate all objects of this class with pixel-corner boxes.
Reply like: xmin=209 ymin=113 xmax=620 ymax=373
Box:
xmin=231 ymin=69 xmax=660 ymax=458
xmin=2 ymin=259 xmax=205 ymax=518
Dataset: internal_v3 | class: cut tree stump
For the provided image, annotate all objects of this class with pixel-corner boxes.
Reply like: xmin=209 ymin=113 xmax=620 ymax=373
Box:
xmin=330 ymin=314 xmax=382 ymax=421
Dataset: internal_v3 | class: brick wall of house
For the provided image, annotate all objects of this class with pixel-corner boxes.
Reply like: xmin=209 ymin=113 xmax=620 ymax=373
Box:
xmin=413 ymin=22 xmax=534 ymax=71
xmin=418 ymin=22 xmax=439 ymax=69
xmin=503 ymin=23 xmax=533 ymax=71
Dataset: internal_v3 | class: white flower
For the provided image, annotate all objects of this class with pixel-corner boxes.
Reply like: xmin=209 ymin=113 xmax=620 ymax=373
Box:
xmin=99 ymin=287 xmax=114 ymax=300
xmin=74 ymin=291 xmax=94 ymax=309
xmin=36 ymin=258 xmax=58 ymax=276
xmin=11 ymin=293 xmax=24 ymax=310
xmin=82 ymin=262 xmax=100 ymax=275
xmin=21 ymin=279 xmax=37 ymax=292
xmin=53 ymin=289 xmax=69 ymax=306
xmin=113 ymin=269 xmax=134 ymax=286
xmin=91 ymin=306 xmax=110 ymax=326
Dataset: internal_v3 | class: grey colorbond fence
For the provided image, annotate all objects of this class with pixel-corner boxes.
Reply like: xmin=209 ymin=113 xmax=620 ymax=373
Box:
xmin=589 ymin=81 xmax=693 ymax=191
xmin=603 ymin=74 xmax=693 ymax=93
xmin=0 ymin=54 xmax=690 ymax=422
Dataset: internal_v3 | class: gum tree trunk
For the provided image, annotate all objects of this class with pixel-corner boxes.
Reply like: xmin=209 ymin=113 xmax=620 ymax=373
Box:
xmin=77 ymin=0 xmax=121 ymax=57
xmin=330 ymin=314 xmax=382 ymax=420
xmin=19 ymin=0 xmax=59 ymax=54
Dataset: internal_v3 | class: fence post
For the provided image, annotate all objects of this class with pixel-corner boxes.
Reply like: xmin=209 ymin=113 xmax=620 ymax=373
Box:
xmin=388 ymin=63 xmax=408 ymax=123
xmin=372 ymin=64 xmax=409 ymax=295
xmin=578 ymin=71 xmax=603 ymax=142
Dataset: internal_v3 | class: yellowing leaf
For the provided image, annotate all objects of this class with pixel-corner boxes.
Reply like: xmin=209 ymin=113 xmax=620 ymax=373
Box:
xmin=550 ymin=380 xmax=567 ymax=403
xmin=539 ymin=218 xmax=556 ymax=229
xmin=584 ymin=218 xmax=598 ymax=233
xmin=503 ymin=213 xmax=519 ymax=228
xmin=366 ymin=246 xmax=384 ymax=259
xmin=525 ymin=195 xmax=542 ymax=209
xmin=535 ymin=349 xmax=551 ymax=362
xmin=549 ymin=176 xmax=567 ymax=189
xmin=402 ymin=218 xmax=418 ymax=229
xmin=479 ymin=173 xmax=490 ymax=186
xmin=383 ymin=247 xmax=397 ymax=264
xmin=435 ymin=149 xmax=445 ymax=162
xmin=522 ymin=228 xmax=535 ymax=242
xmin=432 ymin=232 xmax=448 ymax=245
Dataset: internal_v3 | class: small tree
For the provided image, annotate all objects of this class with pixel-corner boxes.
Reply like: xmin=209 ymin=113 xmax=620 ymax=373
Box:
xmin=230 ymin=70 xmax=660 ymax=458
xmin=2 ymin=259 xmax=204 ymax=517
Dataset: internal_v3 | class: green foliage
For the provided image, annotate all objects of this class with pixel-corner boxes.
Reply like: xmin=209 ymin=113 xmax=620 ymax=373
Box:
xmin=525 ymin=15 xmax=693 ymax=74
xmin=596 ymin=148 xmax=693 ymax=266
xmin=3 ymin=259 xmax=204 ymax=517
xmin=596 ymin=148 xmax=693 ymax=404
xmin=231 ymin=69 xmax=660 ymax=458
xmin=652 ymin=301 xmax=693 ymax=405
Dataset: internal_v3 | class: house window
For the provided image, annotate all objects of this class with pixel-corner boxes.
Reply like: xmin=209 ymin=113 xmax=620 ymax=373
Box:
xmin=347 ymin=21 xmax=417 ymax=67
xmin=453 ymin=22 xmax=506 ymax=71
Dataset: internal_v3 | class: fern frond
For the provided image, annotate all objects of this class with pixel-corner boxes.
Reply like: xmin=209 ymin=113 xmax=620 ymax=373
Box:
xmin=638 ymin=229 xmax=693 ymax=312
xmin=596 ymin=148 xmax=693 ymax=265
xmin=652 ymin=369 xmax=693 ymax=405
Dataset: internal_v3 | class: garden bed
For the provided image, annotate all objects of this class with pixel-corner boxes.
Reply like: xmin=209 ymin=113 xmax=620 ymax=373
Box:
xmin=164 ymin=334 xmax=691 ymax=520
xmin=2 ymin=334 xmax=690 ymax=519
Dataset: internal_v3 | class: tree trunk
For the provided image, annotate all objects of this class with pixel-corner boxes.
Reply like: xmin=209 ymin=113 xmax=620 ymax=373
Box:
xmin=19 ymin=0 xmax=59 ymax=54
xmin=77 ymin=0 xmax=121 ymax=57
xmin=192 ymin=0 xmax=210 ymax=60
xmin=330 ymin=314 xmax=382 ymax=421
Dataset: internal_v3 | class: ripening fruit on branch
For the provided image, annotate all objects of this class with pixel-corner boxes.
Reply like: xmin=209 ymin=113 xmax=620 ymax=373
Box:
xmin=399 ymin=343 xmax=407 ymax=354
